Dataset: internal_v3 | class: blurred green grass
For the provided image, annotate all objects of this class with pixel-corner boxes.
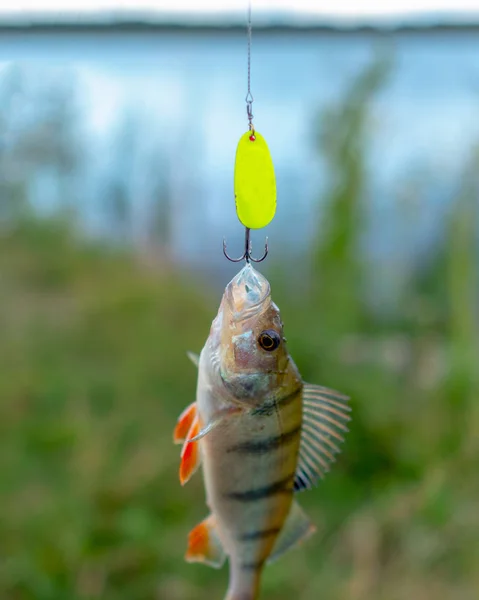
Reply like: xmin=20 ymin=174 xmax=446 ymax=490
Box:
xmin=1 ymin=59 xmax=479 ymax=600
xmin=0 ymin=208 xmax=478 ymax=600
xmin=0 ymin=216 xmax=217 ymax=599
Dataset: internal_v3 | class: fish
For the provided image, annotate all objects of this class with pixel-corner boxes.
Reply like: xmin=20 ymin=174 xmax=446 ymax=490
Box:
xmin=174 ymin=264 xmax=351 ymax=600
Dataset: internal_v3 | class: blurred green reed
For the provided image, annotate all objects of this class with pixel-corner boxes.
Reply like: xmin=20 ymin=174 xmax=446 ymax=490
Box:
xmin=0 ymin=59 xmax=478 ymax=600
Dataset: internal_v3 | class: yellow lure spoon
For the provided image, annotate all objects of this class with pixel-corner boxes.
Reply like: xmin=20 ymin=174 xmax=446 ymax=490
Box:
xmin=234 ymin=130 xmax=276 ymax=230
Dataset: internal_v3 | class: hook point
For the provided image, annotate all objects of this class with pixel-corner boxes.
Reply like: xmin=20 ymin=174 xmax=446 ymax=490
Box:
xmin=222 ymin=230 xmax=268 ymax=264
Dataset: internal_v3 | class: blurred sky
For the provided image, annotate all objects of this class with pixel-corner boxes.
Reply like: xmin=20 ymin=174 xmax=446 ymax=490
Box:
xmin=1 ymin=0 xmax=478 ymax=289
xmin=1 ymin=0 xmax=479 ymax=24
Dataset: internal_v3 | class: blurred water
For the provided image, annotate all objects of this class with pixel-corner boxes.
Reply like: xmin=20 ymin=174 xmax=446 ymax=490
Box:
xmin=0 ymin=26 xmax=478 ymax=271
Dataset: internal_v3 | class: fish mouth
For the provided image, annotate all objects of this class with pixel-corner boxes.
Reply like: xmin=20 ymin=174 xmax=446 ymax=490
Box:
xmin=225 ymin=264 xmax=270 ymax=322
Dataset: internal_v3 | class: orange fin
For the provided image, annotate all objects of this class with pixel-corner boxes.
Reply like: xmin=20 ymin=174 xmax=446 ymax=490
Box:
xmin=179 ymin=417 xmax=201 ymax=486
xmin=185 ymin=514 xmax=226 ymax=568
xmin=174 ymin=402 xmax=197 ymax=444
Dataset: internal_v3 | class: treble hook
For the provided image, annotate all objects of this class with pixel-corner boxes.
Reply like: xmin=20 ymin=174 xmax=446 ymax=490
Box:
xmin=223 ymin=227 xmax=268 ymax=264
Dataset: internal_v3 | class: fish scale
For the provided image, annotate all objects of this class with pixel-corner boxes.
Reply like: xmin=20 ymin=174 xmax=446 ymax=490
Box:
xmin=174 ymin=264 xmax=351 ymax=600
xmin=202 ymin=393 xmax=302 ymax=565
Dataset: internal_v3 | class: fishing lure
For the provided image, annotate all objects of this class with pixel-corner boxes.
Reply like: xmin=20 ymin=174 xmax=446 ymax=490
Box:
xmin=174 ymin=264 xmax=351 ymax=600
xmin=234 ymin=130 xmax=276 ymax=230
xmin=223 ymin=3 xmax=275 ymax=265
xmin=223 ymin=131 xmax=275 ymax=264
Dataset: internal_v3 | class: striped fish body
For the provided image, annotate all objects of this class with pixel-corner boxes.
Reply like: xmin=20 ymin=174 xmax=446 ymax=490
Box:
xmin=198 ymin=362 xmax=303 ymax=600
xmin=174 ymin=264 xmax=351 ymax=600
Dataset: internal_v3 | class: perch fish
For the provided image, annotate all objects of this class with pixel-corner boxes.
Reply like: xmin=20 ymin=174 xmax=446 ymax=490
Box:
xmin=174 ymin=264 xmax=351 ymax=600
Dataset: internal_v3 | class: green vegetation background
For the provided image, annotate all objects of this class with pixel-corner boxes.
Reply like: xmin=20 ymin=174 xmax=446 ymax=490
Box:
xmin=1 ymin=60 xmax=478 ymax=599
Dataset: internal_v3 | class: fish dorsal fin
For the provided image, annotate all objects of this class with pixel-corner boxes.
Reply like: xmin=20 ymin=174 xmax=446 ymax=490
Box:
xmin=267 ymin=501 xmax=316 ymax=563
xmin=185 ymin=514 xmax=226 ymax=568
xmin=187 ymin=351 xmax=200 ymax=368
xmin=294 ymin=383 xmax=351 ymax=492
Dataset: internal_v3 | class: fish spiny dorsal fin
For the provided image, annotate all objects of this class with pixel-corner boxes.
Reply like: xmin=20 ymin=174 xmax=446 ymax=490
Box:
xmin=294 ymin=383 xmax=351 ymax=492
xmin=185 ymin=514 xmax=226 ymax=568
xmin=187 ymin=351 xmax=200 ymax=368
xmin=267 ymin=501 xmax=316 ymax=563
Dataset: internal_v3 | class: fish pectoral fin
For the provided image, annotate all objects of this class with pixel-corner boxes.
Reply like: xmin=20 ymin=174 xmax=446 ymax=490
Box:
xmin=178 ymin=406 xmax=242 ymax=483
xmin=188 ymin=406 xmax=243 ymax=442
xmin=187 ymin=351 xmax=200 ymax=368
xmin=173 ymin=402 xmax=197 ymax=444
xmin=179 ymin=416 xmax=202 ymax=485
xmin=294 ymin=383 xmax=351 ymax=492
xmin=185 ymin=514 xmax=226 ymax=568
xmin=268 ymin=501 xmax=316 ymax=564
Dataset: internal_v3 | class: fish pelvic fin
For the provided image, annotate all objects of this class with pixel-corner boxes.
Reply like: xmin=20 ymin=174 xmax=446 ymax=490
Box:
xmin=267 ymin=501 xmax=316 ymax=564
xmin=185 ymin=514 xmax=226 ymax=569
xmin=294 ymin=383 xmax=351 ymax=492
xmin=179 ymin=416 xmax=202 ymax=485
xmin=173 ymin=402 xmax=197 ymax=444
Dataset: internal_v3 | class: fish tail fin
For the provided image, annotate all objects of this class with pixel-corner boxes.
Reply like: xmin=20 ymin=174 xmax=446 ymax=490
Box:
xmin=224 ymin=593 xmax=258 ymax=600
xmin=225 ymin=561 xmax=262 ymax=600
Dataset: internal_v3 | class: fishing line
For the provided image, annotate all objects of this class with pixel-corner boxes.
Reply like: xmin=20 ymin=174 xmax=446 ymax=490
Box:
xmin=246 ymin=0 xmax=254 ymax=132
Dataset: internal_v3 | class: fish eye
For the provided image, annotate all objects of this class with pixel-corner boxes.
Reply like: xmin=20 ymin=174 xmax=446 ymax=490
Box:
xmin=258 ymin=329 xmax=281 ymax=352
